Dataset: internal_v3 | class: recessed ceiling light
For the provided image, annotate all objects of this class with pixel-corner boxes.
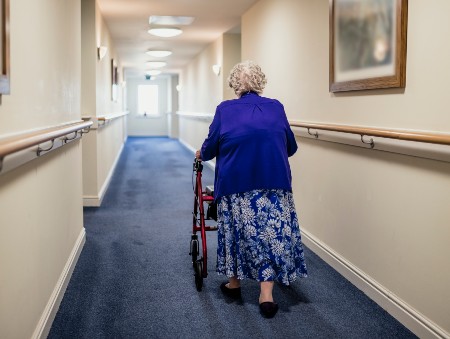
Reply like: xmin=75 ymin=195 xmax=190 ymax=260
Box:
xmin=146 ymin=70 xmax=162 ymax=76
xmin=148 ymin=27 xmax=182 ymax=38
xmin=149 ymin=16 xmax=194 ymax=26
xmin=145 ymin=61 xmax=166 ymax=68
xmin=146 ymin=50 xmax=172 ymax=58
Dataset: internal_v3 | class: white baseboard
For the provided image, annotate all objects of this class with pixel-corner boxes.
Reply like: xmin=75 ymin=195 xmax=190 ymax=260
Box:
xmin=302 ymin=230 xmax=449 ymax=339
xmin=82 ymin=195 xmax=102 ymax=207
xmin=83 ymin=143 xmax=124 ymax=207
xmin=32 ymin=228 xmax=86 ymax=339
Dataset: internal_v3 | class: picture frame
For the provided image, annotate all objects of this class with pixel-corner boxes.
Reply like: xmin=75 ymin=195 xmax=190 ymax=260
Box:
xmin=329 ymin=0 xmax=408 ymax=92
xmin=111 ymin=59 xmax=118 ymax=102
xmin=0 ymin=0 xmax=10 ymax=97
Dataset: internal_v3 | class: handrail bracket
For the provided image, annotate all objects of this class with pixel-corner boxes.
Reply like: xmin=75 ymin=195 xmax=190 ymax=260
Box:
xmin=37 ymin=139 xmax=55 ymax=156
xmin=361 ymin=135 xmax=375 ymax=148
xmin=307 ymin=128 xmax=319 ymax=139
xmin=80 ymin=126 xmax=91 ymax=135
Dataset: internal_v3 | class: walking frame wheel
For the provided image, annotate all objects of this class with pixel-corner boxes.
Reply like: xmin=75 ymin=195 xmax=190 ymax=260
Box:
xmin=190 ymin=235 xmax=199 ymax=268
xmin=194 ymin=260 xmax=203 ymax=291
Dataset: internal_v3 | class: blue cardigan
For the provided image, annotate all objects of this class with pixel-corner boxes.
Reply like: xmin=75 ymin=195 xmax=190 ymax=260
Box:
xmin=200 ymin=92 xmax=297 ymax=200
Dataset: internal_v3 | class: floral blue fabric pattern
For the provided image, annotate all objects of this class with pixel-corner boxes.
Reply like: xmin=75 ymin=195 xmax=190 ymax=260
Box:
xmin=216 ymin=189 xmax=307 ymax=285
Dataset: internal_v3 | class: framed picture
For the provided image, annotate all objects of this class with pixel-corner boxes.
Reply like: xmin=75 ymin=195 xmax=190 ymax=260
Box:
xmin=111 ymin=59 xmax=118 ymax=102
xmin=0 ymin=0 xmax=10 ymax=97
xmin=329 ymin=0 xmax=408 ymax=92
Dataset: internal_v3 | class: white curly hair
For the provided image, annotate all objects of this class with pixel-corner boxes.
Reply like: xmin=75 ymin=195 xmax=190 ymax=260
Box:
xmin=227 ymin=60 xmax=267 ymax=97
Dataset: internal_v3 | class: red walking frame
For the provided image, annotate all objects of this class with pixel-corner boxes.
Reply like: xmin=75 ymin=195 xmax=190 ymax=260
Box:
xmin=190 ymin=158 xmax=217 ymax=291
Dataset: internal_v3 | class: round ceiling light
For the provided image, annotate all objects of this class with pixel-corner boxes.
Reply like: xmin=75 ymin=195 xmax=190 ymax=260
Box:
xmin=148 ymin=27 xmax=182 ymax=38
xmin=146 ymin=50 xmax=172 ymax=57
xmin=145 ymin=70 xmax=162 ymax=76
xmin=145 ymin=61 xmax=166 ymax=68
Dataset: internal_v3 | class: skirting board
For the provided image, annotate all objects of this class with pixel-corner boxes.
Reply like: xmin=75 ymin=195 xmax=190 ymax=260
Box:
xmin=302 ymin=230 xmax=449 ymax=339
xmin=82 ymin=195 xmax=102 ymax=207
xmin=32 ymin=227 xmax=86 ymax=339
xmin=83 ymin=143 xmax=124 ymax=207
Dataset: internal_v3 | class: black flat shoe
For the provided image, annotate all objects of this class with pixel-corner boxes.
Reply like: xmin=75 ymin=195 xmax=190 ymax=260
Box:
xmin=220 ymin=282 xmax=241 ymax=299
xmin=259 ymin=302 xmax=279 ymax=318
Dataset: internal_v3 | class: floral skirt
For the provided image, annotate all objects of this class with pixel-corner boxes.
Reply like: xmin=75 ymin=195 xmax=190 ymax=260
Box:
xmin=216 ymin=189 xmax=307 ymax=285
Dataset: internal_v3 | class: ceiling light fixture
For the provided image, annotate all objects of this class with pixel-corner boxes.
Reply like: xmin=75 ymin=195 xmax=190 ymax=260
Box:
xmin=145 ymin=70 xmax=162 ymax=76
xmin=148 ymin=27 xmax=182 ymax=38
xmin=145 ymin=61 xmax=166 ymax=68
xmin=146 ymin=50 xmax=172 ymax=58
xmin=149 ymin=16 xmax=194 ymax=26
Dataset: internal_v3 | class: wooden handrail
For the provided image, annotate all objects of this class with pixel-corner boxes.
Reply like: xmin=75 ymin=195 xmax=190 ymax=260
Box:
xmin=0 ymin=120 xmax=93 ymax=159
xmin=290 ymin=121 xmax=450 ymax=146
xmin=97 ymin=111 xmax=128 ymax=122
xmin=96 ymin=111 xmax=128 ymax=128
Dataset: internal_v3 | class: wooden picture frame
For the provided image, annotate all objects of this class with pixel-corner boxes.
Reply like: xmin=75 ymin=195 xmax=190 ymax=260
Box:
xmin=329 ymin=0 xmax=408 ymax=92
xmin=0 ymin=0 xmax=10 ymax=97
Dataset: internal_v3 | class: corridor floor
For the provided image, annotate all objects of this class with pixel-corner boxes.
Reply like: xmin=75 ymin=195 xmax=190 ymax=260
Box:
xmin=49 ymin=137 xmax=417 ymax=339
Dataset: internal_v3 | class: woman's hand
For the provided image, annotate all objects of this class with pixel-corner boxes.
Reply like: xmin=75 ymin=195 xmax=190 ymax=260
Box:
xmin=195 ymin=150 xmax=202 ymax=160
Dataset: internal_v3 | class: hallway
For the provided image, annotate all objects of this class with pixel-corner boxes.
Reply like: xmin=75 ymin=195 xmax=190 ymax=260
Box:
xmin=2 ymin=1 xmax=450 ymax=338
xmin=48 ymin=138 xmax=416 ymax=338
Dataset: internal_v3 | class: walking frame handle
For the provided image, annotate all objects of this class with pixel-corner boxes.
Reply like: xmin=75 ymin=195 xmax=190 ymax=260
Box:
xmin=193 ymin=157 xmax=203 ymax=172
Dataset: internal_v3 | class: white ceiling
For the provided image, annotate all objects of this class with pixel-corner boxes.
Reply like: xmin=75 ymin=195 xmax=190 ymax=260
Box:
xmin=97 ymin=0 xmax=260 ymax=78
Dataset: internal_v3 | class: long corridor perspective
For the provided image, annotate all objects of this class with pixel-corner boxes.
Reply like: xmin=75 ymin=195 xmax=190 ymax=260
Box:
xmin=2 ymin=1 xmax=450 ymax=338
xmin=48 ymin=137 xmax=416 ymax=339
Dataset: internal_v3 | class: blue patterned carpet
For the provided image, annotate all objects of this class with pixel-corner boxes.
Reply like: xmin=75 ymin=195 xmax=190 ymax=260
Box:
xmin=48 ymin=137 xmax=417 ymax=339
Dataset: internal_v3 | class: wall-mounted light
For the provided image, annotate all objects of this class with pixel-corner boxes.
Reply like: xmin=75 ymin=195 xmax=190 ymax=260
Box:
xmin=212 ymin=64 xmax=221 ymax=76
xmin=145 ymin=61 xmax=166 ymax=68
xmin=148 ymin=27 xmax=183 ymax=38
xmin=97 ymin=46 xmax=108 ymax=60
xmin=176 ymin=85 xmax=182 ymax=92
xmin=146 ymin=50 xmax=172 ymax=57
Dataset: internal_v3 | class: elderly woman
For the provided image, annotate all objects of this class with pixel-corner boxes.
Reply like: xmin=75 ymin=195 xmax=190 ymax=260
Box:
xmin=196 ymin=60 xmax=307 ymax=318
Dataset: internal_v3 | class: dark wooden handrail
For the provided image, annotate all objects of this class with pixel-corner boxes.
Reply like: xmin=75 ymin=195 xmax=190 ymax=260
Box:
xmin=290 ymin=121 xmax=450 ymax=146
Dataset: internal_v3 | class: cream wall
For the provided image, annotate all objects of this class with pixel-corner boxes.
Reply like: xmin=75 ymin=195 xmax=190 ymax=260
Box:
xmin=0 ymin=1 xmax=81 ymax=135
xmin=178 ymin=117 xmax=212 ymax=153
xmin=82 ymin=0 xmax=127 ymax=206
xmin=178 ymin=33 xmax=241 ymax=151
xmin=97 ymin=117 xmax=127 ymax=192
xmin=180 ymin=37 xmax=224 ymax=114
xmin=243 ymin=0 xmax=450 ymax=131
xmin=243 ymin=1 xmax=450 ymax=337
xmin=222 ymin=34 xmax=241 ymax=101
xmin=178 ymin=37 xmax=222 ymax=151
xmin=126 ymin=77 xmax=169 ymax=136
xmin=95 ymin=2 xmax=123 ymax=116
xmin=0 ymin=1 xmax=84 ymax=338
xmin=81 ymin=0 xmax=96 ymax=119
xmin=167 ymin=75 xmax=180 ymax=139
xmin=81 ymin=0 xmax=98 ymax=200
